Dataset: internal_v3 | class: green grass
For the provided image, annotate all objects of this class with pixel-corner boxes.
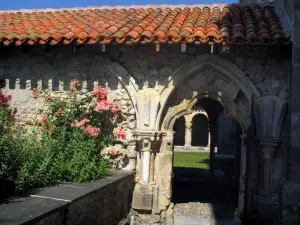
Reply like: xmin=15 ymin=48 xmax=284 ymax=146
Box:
xmin=173 ymin=152 xmax=210 ymax=169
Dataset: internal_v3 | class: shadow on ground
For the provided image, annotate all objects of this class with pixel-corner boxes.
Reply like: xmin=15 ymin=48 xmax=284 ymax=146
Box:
xmin=172 ymin=167 xmax=239 ymax=220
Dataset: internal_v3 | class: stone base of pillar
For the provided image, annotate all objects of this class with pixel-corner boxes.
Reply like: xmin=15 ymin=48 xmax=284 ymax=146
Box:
xmin=253 ymin=188 xmax=276 ymax=196
xmin=132 ymin=183 xmax=153 ymax=211
xmin=131 ymin=182 xmax=173 ymax=225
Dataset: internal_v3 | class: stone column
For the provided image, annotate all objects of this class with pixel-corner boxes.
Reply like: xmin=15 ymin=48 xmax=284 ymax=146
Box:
xmin=254 ymin=95 xmax=286 ymax=196
xmin=134 ymin=131 xmax=163 ymax=185
xmin=209 ymin=120 xmax=217 ymax=178
xmin=184 ymin=121 xmax=192 ymax=147
xmin=142 ymin=138 xmax=151 ymax=184
xmin=132 ymin=131 xmax=163 ymax=212
xmin=207 ymin=130 xmax=211 ymax=148
xmin=256 ymin=137 xmax=281 ymax=194
xmin=235 ymin=134 xmax=247 ymax=225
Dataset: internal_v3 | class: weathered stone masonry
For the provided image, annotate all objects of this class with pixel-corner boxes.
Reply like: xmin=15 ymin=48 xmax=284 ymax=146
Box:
xmin=0 ymin=43 xmax=292 ymax=224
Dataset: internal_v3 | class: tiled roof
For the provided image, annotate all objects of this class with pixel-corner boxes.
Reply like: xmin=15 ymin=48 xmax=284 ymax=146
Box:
xmin=0 ymin=4 xmax=290 ymax=46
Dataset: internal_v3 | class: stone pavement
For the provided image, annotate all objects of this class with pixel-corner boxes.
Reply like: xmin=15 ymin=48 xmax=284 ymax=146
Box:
xmin=174 ymin=215 xmax=233 ymax=225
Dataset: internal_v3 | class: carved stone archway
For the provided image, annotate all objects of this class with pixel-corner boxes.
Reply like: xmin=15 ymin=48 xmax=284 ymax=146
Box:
xmin=160 ymin=94 xmax=248 ymax=224
xmin=155 ymin=55 xmax=260 ymax=224
xmin=131 ymin=54 xmax=260 ymax=225
xmin=155 ymin=54 xmax=260 ymax=131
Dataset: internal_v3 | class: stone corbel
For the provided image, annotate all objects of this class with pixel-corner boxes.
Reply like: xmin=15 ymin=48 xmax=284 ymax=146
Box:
xmin=254 ymin=95 xmax=287 ymax=195
xmin=135 ymin=88 xmax=160 ymax=130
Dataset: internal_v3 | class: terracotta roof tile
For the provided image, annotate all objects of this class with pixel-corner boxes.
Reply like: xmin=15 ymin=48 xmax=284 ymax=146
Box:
xmin=0 ymin=4 xmax=291 ymax=46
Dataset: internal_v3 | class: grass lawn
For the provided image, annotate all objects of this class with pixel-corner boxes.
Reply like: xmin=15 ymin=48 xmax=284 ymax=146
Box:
xmin=173 ymin=152 xmax=210 ymax=169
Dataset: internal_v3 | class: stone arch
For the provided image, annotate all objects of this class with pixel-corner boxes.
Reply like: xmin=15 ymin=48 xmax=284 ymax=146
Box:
xmin=156 ymin=55 xmax=260 ymax=222
xmin=162 ymin=91 xmax=248 ymax=133
xmin=155 ymin=54 xmax=260 ymax=130
xmin=180 ymin=109 xmax=210 ymax=147
xmin=105 ymin=62 xmax=139 ymax=125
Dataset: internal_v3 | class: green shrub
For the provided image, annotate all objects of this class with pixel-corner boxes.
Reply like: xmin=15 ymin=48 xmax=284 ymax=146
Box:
xmin=1 ymin=80 xmax=127 ymax=194
xmin=0 ymin=91 xmax=20 ymax=183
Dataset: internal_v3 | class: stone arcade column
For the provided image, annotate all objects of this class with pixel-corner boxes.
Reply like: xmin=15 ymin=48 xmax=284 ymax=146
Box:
xmin=184 ymin=120 xmax=192 ymax=147
xmin=254 ymin=95 xmax=286 ymax=195
xmin=131 ymin=88 xmax=172 ymax=225
xmin=253 ymin=95 xmax=286 ymax=220
xmin=207 ymin=129 xmax=211 ymax=149
xmin=134 ymin=132 xmax=163 ymax=185
xmin=208 ymin=120 xmax=218 ymax=179
xmin=256 ymin=137 xmax=281 ymax=194
xmin=235 ymin=134 xmax=247 ymax=225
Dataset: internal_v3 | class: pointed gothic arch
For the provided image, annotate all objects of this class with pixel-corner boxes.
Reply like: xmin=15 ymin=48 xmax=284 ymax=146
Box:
xmin=155 ymin=54 xmax=260 ymax=223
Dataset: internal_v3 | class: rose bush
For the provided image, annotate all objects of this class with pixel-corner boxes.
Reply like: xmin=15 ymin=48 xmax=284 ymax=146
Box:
xmin=0 ymin=80 xmax=127 ymax=195
xmin=0 ymin=88 xmax=20 ymax=183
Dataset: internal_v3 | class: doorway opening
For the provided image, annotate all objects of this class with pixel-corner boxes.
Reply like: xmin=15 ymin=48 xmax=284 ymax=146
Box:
xmin=172 ymin=97 xmax=242 ymax=223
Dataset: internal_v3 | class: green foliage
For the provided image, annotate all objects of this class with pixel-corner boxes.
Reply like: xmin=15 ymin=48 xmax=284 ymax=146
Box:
xmin=16 ymin=129 xmax=111 ymax=192
xmin=0 ymin=83 xmax=123 ymax=195
xmin=0 ymin=96 xmax=20 ymax=182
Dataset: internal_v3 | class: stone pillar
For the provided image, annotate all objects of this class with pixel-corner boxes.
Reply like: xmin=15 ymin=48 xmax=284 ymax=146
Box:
xmin=235 ymin=134 xmax=247 ymax=225
xmin=132 ymin=131 xmax=163 ymax=213
xmin=256 ymin=137 xmax=281 ymax=194
xmin=207 ymin=130 xmax=211 ymax=148
xmin=184 ymin=121 xmax=192 ymax=147
xmin=254 ymin=95 xmax=286 ymax=195
xmin=209 ymin=120 xmax=217 ymax=178
xmin=134 ymin=131 xmax=163 ymax=185
xmin=253 ymin=95 xmax=287 ymax=222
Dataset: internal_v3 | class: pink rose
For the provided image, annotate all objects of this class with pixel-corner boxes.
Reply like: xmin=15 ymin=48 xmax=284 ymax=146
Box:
xmin=41 ymin=117 xmax=47 ymax=124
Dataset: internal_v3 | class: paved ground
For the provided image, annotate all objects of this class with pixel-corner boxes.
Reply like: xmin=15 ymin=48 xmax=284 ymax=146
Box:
xmin=172 ymin=167 xmax=237 ymax=225
xmin=174 ymin=215 xmax=233 ymax=225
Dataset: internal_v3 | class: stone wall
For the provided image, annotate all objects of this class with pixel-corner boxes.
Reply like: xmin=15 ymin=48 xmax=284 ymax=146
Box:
xmin=0 ymin=43 xmax=291 ymax=224
xmin=281 ymin=0 xmax=300 ymax=224
xmin=0 ymin=170 xmax=134 ymax=225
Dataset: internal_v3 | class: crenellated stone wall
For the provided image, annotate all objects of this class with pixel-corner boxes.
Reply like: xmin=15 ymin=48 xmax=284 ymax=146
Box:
xmin=0 ymin=44 xmax=291 ymax=224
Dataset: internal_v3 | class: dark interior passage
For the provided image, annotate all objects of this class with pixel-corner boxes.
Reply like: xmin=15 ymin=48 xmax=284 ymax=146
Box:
xmin=172 ymin=97 xmax=242 ymax=220
xmin=174 ymin=116 xmax=185 ymax=146
xmin=192 ymin=114 xmax=209 ymax=146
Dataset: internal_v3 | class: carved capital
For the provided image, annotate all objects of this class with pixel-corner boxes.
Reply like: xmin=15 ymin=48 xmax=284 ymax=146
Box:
xmin=256 ymin=137 xmax=281 ymax=159
xmin=133 ymin=130 xmax=165 ymax=152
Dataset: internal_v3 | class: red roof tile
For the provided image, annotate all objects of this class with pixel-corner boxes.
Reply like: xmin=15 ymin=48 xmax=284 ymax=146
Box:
xmin=0 ymin=4 xmax=291 ymax=46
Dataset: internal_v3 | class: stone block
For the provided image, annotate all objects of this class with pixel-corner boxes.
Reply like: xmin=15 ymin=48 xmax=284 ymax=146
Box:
xmin=282 ymin=181 xmax=300 ymax=206
xmin=166 ymin=203 xmax=174 ymax=218
xmin=224 ymin=81 xmax=239 ymax=100
xmin=158 ymin=176 xmax=172 ymax=191
xmin=158 ymin=191 xmax=171 ymax=208
xmin=156 ymin=152 xmax=173 ymax=177
xmin=132 ymin=184 xmax=153 ymax=211
xmin=150 ymin=214 xmax=160 ymax=223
